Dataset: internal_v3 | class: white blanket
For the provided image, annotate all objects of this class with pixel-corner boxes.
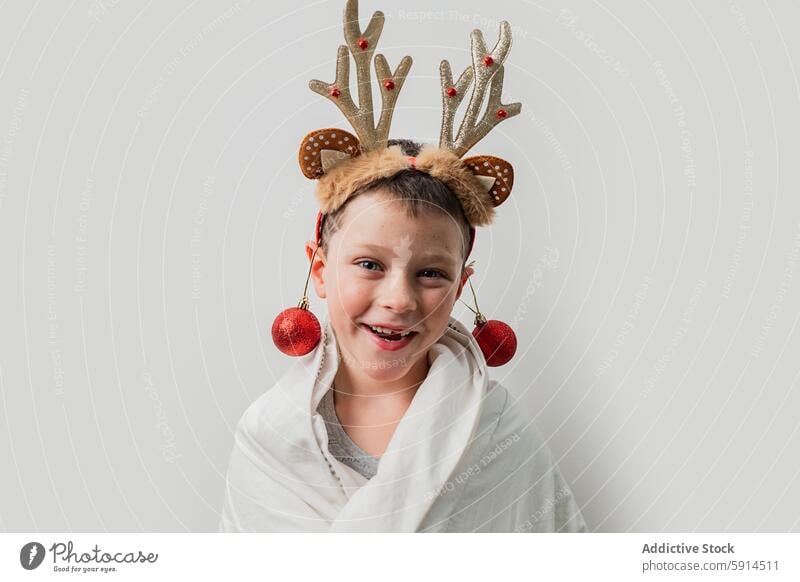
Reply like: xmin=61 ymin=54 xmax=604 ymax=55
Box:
xmin=219 ymin=316 xmax=587 ymax=532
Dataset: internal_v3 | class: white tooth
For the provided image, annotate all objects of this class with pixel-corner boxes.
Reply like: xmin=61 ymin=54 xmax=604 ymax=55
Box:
xmin=369 ymin=325 xmax=412 ymax=336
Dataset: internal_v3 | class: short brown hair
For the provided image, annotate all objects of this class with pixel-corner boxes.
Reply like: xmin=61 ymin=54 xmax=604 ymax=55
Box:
xmin=319 ymin=139 xmax=473 ymax=266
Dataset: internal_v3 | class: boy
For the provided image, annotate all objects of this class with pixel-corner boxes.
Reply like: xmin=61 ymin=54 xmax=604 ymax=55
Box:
xmin=306 ymin=139 xmax=475 ymax=463
xmin=219 ymin=0 xmax=587 ymax=532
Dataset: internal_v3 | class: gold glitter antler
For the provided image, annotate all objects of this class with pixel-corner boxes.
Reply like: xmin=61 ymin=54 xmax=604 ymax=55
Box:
xmin=309 ymin=0 xmax=413 ymax=151
xmin=439 ymin=21 xmax=522 ymax=157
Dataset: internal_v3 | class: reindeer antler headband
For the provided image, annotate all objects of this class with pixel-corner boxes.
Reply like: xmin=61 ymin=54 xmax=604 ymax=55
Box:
xmin=300 ymin=0 xmax=522 ymax=250
xmin=272 ymin=0 xmax=523 ymax=362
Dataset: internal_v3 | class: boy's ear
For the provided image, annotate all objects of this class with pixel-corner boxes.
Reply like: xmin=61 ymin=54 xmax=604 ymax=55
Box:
xmin=304 ymin=240 xmax=327 ymax=299
xmin=455 ymin=265 xmax=475 ymax=303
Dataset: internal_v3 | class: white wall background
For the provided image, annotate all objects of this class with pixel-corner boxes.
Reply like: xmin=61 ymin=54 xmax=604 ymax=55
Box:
xmin=1 ymin=0 xmax=798 ymax=532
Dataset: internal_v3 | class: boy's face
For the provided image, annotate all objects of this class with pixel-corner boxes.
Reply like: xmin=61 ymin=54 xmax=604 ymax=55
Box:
xmin=305 ymin=190 xmax=474 ymax=384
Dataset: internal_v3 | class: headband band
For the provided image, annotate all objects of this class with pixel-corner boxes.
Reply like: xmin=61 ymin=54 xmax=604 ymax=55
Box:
xmin=302 ymin=0 xmax=520 ymax=266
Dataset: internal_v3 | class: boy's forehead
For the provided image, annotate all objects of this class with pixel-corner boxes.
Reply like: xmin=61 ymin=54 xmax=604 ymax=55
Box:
xmin=345 ymin=192 xmax=461 ymax=232
xmin=335 ymin=191 xmax=466 ymax=261
xmin=347 ymin=241 xmax=458 ymax=263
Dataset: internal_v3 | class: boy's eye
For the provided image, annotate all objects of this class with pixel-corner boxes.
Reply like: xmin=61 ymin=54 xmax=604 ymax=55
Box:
xmin=420 ymin=269 xmax=445 ymax=279
xmin=356 ymin=260 xmax=381 ymax=271
xmin=356 ymin=260 xmax=447 ymax=280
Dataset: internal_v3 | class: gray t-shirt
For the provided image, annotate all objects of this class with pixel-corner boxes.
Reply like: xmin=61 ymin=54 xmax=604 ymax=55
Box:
xmin=316 ymin=389 xmax=380 ymax=480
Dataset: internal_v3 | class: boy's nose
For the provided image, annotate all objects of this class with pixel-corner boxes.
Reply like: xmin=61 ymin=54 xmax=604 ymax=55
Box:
xmin=379 ymin=275 xmax=418 ymax=313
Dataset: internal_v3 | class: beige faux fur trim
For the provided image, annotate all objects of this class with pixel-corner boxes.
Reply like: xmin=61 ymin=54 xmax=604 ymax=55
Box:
xmin=314 ymin=146 xmax=407 ymax=214
xmin=314 ymin=145 xmax=495 ymax=227
xmin=415 ymin=146 xmax=495 ymax=226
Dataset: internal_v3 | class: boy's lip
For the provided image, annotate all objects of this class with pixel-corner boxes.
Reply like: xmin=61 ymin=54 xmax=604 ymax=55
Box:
xmin=360 ymin=324 xmax=417 ymax=351
xmin=361 ymin=321 xmax=418 ymax=333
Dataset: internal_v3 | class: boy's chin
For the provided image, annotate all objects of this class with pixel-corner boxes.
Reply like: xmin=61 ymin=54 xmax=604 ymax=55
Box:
xmin=352 ymin=345 xmax=430 ymax=380
xmin=355 ymin=354 xmax=417 ymax=378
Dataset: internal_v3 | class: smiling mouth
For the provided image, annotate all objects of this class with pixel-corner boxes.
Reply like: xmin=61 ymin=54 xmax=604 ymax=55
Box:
xmin=360 ymin=323 xmax=418 ymax=342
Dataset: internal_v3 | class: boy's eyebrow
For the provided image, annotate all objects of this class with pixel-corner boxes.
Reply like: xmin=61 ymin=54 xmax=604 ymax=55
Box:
xmin=352 ymin=243 xmax=458 ymax=263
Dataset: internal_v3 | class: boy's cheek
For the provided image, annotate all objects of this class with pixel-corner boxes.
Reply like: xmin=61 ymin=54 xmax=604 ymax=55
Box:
xmin=454 ymin=282 xmax=466 ymax=302
xmin=330 ymin=285 xmax=365 ymax=311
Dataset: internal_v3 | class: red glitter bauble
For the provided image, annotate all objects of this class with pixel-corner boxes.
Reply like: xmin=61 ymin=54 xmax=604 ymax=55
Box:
xmin=496 ymin=108 xmax=508 ymax=119
xmin=483 ymin=55 xmax=494 ymax=67
xmin=472 ymin=319 xmax=517 ymax=367
xmin=271 ymin=307 xmax=321 ymax=356
xmin=357 ymin=38 xmax=369 ymax=50
xmin=446 ymin=87 xmax=457 ymax=97
xmin=383 ymin=79 xmax=395 ymax=90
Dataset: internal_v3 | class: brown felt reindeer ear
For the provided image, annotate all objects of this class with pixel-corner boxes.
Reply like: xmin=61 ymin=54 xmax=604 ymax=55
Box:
xmin=298 ymin=128 xmax=362 ymax=179
xmin=462 ymin=155 xmax=514 ymax=207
